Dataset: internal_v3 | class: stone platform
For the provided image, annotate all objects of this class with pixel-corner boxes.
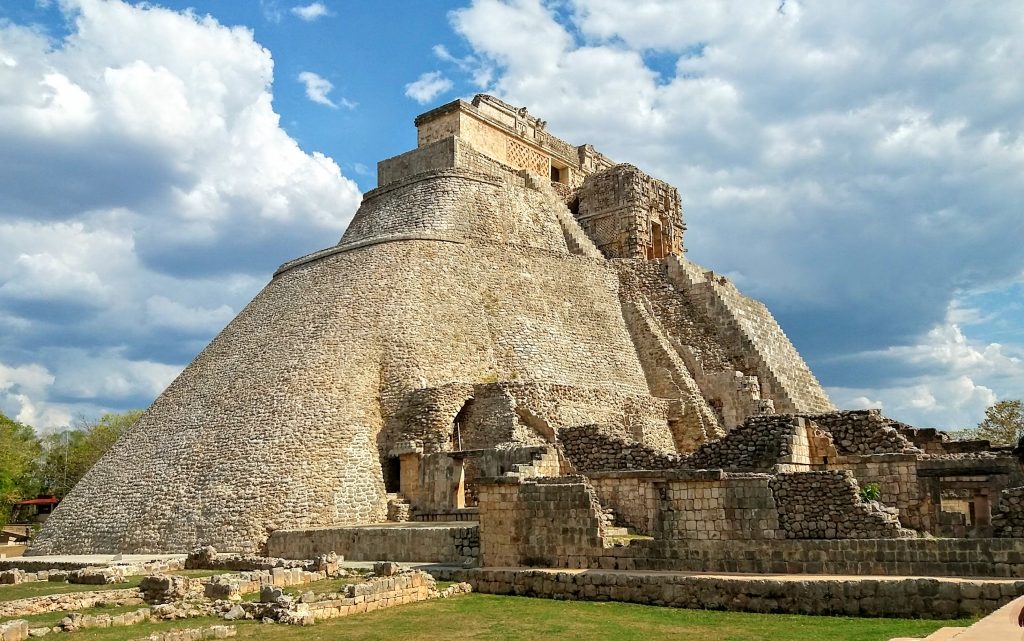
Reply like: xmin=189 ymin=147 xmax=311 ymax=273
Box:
xmin=425 ymin=566 xmax=1024 ymax=619
xmin=267 ymin=521 xmax=479 ymax=565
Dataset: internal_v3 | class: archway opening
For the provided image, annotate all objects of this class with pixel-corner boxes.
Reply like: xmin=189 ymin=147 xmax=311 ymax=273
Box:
xmin=383 ymin=456 xmax=401 ymax=493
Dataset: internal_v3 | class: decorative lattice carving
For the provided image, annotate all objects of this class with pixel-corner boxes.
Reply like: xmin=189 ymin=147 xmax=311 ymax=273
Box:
xmin=507 ymin=138 xmax=549 ymax=175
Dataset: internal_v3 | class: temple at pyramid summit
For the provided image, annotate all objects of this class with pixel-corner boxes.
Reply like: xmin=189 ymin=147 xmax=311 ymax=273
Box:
xmin=29 ymin=96 xmax=1024 ymax=576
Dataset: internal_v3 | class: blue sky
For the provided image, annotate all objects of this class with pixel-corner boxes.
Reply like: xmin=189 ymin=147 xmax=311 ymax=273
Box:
xmin=0 ymin=0 xmax=1022 ymax=432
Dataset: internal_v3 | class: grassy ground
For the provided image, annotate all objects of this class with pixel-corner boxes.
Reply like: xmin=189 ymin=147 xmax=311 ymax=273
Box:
xmin=3 ymin=593 xmax=972 ymax=641
xmin=0 ymin=579 xmax=142 ymax=603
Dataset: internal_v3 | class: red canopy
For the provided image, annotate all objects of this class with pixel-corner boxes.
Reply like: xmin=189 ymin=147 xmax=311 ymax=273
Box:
xmin=14 ymin=496 xmax=59 ymax=506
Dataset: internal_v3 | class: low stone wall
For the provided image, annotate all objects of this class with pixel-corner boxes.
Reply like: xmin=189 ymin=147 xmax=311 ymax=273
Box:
xmin=294 ymin=572 xmax=436 ymax=624
xmin=587 ymin=470 xmax=782 ymax=539
xmin=183 ymin=547 xmax=327 ymax=572
xmin=59 ymin=607 xmax=154 ymax=632
xmin=136 ymin=625 xmax=237 ymax=641
xmin=771 ymin=471 xmax=914 ymax=539
xmin=448 ymin=567 xmax=1024 ymax=619
xmin=266 ymin=523 xmax=478 ymax=564
xmin=587 ymin=538 xmax=1024 ymax=577
xmin=685 ymin=415 xmax=800 ymax=470
xmin=559 ymin=424 xmax=681 ymax=473
xmin=800 ymin=409 xmax=920 ymax=456
xmin=0 ymin=558 xmax=184 ymax=574
xmin=0 ymin=587 xmax=143 ymax=619
xmin=479 ymin=476 xmax=606 ymax=568
xmin=200 ymin=567 xmax=328 ymax=601
xmin=227 ymin=571 xmax=451 ymax=625
xmin=995 ymin=486 xmax=1024 ymax=537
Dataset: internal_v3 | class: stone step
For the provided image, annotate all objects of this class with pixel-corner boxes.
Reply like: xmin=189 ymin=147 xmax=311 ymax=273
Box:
xmin=603 ymin=527 xmax=630 ymax=537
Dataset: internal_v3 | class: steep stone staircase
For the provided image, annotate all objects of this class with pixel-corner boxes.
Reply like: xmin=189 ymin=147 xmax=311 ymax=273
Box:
xmin=616 ymin=259 xmax=767 ymax=432
xmin=553 ymin=204 xmax=604 ymax=258
xmin=518 ymin=169 xmax=604 ymax=259
xmin=665 ymin=255 xmax=835 ymax=415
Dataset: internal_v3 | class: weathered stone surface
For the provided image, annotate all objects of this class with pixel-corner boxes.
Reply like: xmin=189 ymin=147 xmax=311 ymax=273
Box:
xmin=446 ymin=567 xmax=1024 ymax=619
xmin=0 ymin=589 xmax=143 ymax=619
xmin=0 ymin=620 xmax=28 ymax=641
xmin=994 ymin=486 xmax=1024 ymax=537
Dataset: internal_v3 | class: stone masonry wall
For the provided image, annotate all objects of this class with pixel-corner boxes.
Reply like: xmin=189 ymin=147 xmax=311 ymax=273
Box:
xmin=660 ymin=474 xmax=782 ymax=541
xmin=342 ymin=170 xmax=567 ymax=254
xmin=770 ymin=471 xmax=914 ymax=539
xmin=377 ymin=136 xmax=526 ymax=187
xmin=475 ymin=476 xmax=1024 ymax=577
xmin=576 ymin=165 xmax=684 ymax=259
xmin=32 ymin=234 xmax=652 ymax=554
xmin=265 ymin=524 xmax=478 ymax=564
xmin=685 ymin=414 xmax=802 ymax=470
xmin=994 ymin=486 xmax=1024 ymax=537
xmin=801 ymin=409 xmax=921 ymax=455
xmin=558 ymin=424 xmax=683 ymax=473
xmin=477 ymin=477 xmax=606 ymax=568
xmin=378 ymin=381 xmax=674 ymax=457
xmin=454 ymin=568 xmax=1024 ymax=619
xmin=839 ymin=454 xmax=928 ymax=531
xmin=586 ymin=472 xmax=781 ymax=540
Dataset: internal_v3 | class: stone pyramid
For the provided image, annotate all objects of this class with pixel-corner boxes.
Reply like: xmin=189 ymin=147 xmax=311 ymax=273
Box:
xmin=30 ymin=95 xmax=833 ymax=554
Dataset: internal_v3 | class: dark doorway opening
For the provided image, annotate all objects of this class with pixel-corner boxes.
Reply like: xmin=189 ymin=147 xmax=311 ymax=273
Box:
xmin=452 ymin=400 xmax=474 ymax=451
xmin=383 ymin=456 xmax=401 ymax=493
xmin=568 ymin=196 xmax=580 ymax=218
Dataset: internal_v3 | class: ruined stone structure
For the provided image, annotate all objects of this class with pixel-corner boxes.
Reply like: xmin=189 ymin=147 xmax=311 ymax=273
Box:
xmin=28 ymin=95 xmax=1024 ymax=568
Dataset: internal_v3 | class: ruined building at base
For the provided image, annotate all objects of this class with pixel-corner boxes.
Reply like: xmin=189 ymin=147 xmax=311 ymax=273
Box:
xmin=30 ymin=95 xmax=1024 ymax=558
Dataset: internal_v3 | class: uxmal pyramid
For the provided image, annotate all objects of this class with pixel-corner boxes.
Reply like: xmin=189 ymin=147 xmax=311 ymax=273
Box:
xmin=32 ymin=95 xmax=846 ymax=554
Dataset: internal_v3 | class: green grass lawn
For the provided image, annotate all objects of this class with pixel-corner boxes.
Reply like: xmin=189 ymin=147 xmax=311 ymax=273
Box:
xmin=0 ymin=579 xmax=142 ymax=603
xmin=3 ymin=593 xmax=972 ymax=641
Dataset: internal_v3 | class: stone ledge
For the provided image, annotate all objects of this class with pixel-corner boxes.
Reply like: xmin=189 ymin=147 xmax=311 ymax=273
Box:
xmin=431 ymin=567 xmax=1024 ymax=619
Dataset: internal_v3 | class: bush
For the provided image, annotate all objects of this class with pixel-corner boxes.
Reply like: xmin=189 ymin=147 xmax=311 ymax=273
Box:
xmin=859 ymin=483 xmax=882 ymax=502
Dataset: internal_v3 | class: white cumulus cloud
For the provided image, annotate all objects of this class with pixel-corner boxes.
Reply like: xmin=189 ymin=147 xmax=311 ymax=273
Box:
xmin=404 ymin=71 xmax=453 ymax=104
xmin=298 ymin=70 xmax=354 ymax=109
xmin=290 ymin=2 xmax=332 ymax=21
xmin=0 ymin=0 xmax=362 ymax=429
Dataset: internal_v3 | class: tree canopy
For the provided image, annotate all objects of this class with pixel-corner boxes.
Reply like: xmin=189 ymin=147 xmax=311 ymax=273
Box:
xmin=975 ymin=399 xmax=1024 ymax=445
xmin=950 ymin=399 xmax=1024 ymax=445
xmin=0 ymin=412 xmax=42 ymax=528
xmin=0 ymin=409 xmax=141 ymax=528
xmin=37 ymin=410 xmax=143 ymax=498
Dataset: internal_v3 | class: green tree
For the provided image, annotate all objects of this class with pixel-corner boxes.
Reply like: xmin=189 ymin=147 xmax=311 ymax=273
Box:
xmin=975 ymin=399 xmax=1024 ymax=445
xmin=0 ymin=412 xmax=42 ymax=529
xmin=37 ymin=410 xmax=142 ymax=498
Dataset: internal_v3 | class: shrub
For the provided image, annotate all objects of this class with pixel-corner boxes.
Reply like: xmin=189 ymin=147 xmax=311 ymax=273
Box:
xmin=859 ymin=483 xmax=882 ymax=502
